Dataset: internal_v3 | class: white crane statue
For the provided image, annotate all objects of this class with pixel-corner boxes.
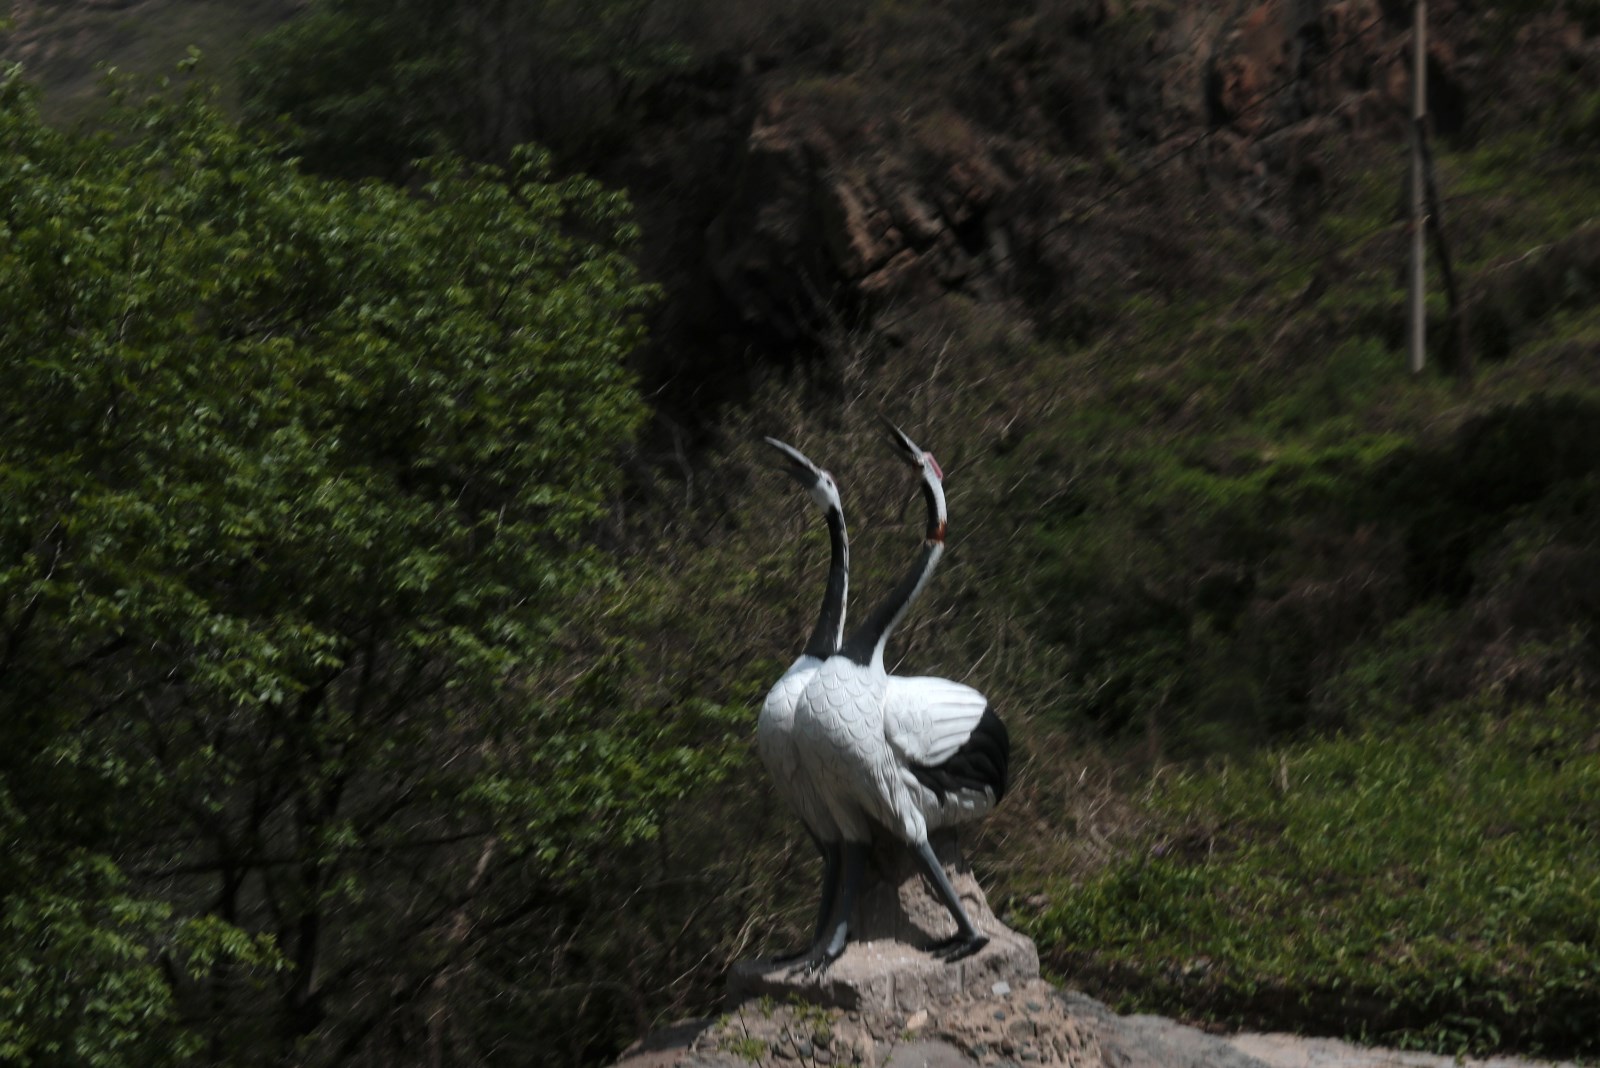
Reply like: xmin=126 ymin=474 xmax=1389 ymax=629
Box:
xmin=766 ymin=423 xmax=1009 ymax=974
xmin=757 ymin=437 xmax=852 ymax=961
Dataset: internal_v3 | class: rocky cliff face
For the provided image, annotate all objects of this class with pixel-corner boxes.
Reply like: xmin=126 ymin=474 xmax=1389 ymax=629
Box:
xmin=696 ymin=0 xmax=1470 ymax=328
xmin=705 ymin=91 xmax=1022 ymax=342
xmin=632 ymin=0 xmax=1589 ymax=419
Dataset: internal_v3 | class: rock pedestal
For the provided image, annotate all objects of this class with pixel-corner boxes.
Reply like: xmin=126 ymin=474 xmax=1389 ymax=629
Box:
xmin=727 ymin=833 xmax=1038 ymax=1013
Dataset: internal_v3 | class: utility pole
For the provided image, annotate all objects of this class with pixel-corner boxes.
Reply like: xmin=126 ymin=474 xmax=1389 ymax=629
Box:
xmin=1408 ymin=0 xmax=1428 ymax=374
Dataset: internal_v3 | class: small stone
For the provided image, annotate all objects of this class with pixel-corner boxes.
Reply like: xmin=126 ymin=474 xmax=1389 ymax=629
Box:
xmin=796 ymin=1040 xmax=813 ymax=1057
xmin=1025 ymin=1001 xmax=1043 ymax=1013
xmin=904 ymin=1010 xmax=929 ymax=1032
xmin=991 ymin=981 xmax=1011 ymax=996
xmin=992 ymin=1011 xmax=1006 ymax=1021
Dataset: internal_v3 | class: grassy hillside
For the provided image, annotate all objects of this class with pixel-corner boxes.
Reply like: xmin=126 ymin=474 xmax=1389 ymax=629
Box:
xmin=1031 ymin=700 xmax=1600 ymax=1053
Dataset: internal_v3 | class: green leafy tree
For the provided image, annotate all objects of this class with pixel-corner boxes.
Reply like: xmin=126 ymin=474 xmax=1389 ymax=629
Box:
xmin=0 ymin=64 xmax=721 ymax=1065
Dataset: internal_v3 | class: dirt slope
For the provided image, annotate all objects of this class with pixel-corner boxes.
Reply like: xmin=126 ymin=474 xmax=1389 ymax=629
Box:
xmin=2 ymin=0 xmax=302 ymax=115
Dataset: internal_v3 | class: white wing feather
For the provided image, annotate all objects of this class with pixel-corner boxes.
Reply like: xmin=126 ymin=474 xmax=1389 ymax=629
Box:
xmin=882 ymin=675 xmax=988 ymax=768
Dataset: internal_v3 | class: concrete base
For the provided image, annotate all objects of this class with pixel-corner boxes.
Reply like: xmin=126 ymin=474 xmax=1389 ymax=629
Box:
xmin=728 ymin=832 xmax=1039 ymax=1013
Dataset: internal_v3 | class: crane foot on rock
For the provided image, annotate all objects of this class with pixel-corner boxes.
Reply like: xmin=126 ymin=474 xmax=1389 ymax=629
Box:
xmin=926 ymin=933 xmax=989 ymax=963
xmin=785 ymin=946 xmax=842 ymax=977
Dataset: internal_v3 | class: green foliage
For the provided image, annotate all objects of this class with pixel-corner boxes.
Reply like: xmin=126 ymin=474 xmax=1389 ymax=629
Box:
xmin=1012 ymin=389 xmax=1600 ymax=751
xmin=0 ymin=846 xmax=189 ymax=1068
xmin=0 ymin=68 xmax=649 ymax=730
xmin=726 ymin=1035 xmax=769 ymax=1061
xmin=239 ymin=0 xmax=462 ymax=177
xmin=1027 ymin=698 xmax=1600 ymax=1055
xmin=0 ymin=63 xmax=677 ymax=1063
xmin=0 ymin=717 xmax=279 ymax=1067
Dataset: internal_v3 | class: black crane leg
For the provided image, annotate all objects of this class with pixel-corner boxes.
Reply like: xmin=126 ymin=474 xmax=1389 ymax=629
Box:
xmin=772 ymin=840 xmax=840 ymax=965
xmin=810 ymin=841 xmax=842 ymax=947
xmin=801 ymin=840 xmax=867 ymax=974
xmin=911 ymin=839 xmax=989 ymax=962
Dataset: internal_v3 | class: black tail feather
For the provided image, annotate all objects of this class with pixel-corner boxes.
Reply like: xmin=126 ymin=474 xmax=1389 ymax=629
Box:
xmin=908 ymin=705 xmax=1010 ymax=804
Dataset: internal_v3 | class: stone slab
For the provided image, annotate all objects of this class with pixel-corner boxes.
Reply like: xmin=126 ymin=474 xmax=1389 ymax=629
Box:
xmin=883 ymin=1038 xmax=979 ymax=1068
xmin=727 ymin=921 xmax=1039 ymax=1013
xmin=1227 ymin=1032 xmax=1581 ymax=1068
xmin=729 ymin=831 xmax=1038 ymax=1012
xmin=624 ymin=981 xmax=1587 ymax=1068
xmin=673 ymin=977 xmax=1102 ymax=1067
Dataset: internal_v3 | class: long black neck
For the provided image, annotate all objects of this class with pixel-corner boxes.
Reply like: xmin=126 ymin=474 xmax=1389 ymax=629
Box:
xmin=801 ymin=505 xmax=849 ymax=659
xmin=838 ymin=468 xmax=946 ymax=670
xmin=838 ymin=537 xmax=942 ymax=668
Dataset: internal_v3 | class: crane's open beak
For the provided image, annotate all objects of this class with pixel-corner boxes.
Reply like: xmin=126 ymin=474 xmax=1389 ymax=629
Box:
xmin=762 ymin=436 xmax=825 ymax=489
xmin=882 ymin=419 xmax=921 ymax=464
xmin=882 ymin=420 xmax=943 ymax=480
